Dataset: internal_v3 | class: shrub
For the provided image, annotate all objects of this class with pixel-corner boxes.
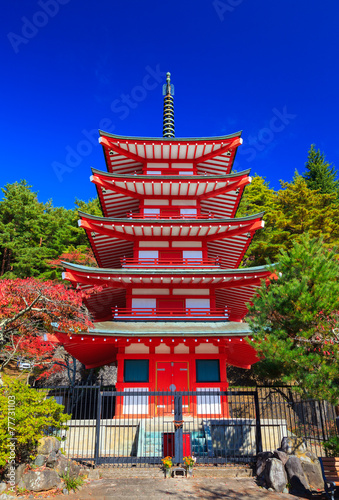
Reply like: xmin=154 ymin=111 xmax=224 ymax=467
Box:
xmin=62 ymin=470 xmax=84 ymax=492
xmin=323 ymin=435 xmax=339 ymax=457
xmin=0 ymin=377 xmax=70 ymax=470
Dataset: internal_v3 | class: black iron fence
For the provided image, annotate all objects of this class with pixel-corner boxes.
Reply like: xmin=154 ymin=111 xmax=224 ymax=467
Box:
xmin=39 ymin=385 xmax=337 ymax=467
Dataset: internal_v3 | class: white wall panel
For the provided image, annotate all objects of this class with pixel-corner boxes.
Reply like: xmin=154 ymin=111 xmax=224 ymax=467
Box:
xmin=132 ymin=298 xmax=156 ymax=308
xmin=186 ymin=298 xmax=210 ymax=309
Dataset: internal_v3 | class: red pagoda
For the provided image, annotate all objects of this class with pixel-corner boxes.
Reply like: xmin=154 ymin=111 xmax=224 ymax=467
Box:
xmin=56 ymin=73 xmax=270 ymax=405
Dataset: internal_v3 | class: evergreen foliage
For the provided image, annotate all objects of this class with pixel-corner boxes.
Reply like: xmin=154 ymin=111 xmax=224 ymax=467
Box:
xmin=303 ymin=144 xmax=339 ymax=195
xmin=0 ymin=377 xmax=70 ymax=468
xmin=0 ymin=181 xmax=101 ymax=280
xmin=247 ymin=235 xmax=339 ymax=403
xmin=237 ymin=174 xmax=339 ymax=265
xmin=237 ymin=175 xmax=277 ymax=266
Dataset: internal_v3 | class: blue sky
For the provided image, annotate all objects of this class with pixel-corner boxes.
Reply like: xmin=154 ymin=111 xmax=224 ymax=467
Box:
xmin=2 ymin=0 xmax=339 ymax=208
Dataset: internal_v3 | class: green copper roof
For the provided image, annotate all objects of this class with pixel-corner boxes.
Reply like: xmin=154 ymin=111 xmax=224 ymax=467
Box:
xmin=90 ymin=167 xmax=251 ymax=180
xmin=62 ymin=261 xmax=270 ymax=276
xmin=98 ymin=130 xmax=242 ymax=142
xmin=77 ymin=211 xmax=265 ymax=225
xmin=88 ymin=320 xmax=252 ymax=336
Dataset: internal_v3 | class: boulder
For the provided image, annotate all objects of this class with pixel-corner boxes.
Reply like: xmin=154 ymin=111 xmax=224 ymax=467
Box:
xmin=37 ymin=437 xmax=60 ymax=456
xmin=17 ymin=479 xmax=25 ymax=491
xmin=21 ymin=470 xmax=62 ymax=492
xmin=264 ymin=458 xmax=287 ymax=493
xmin=46 ymin=451 xmax=58 ymax=467
xmin=15 ymin=463 xmax=26 ymax=485
xmin=69 ymin=460 xmax=81 ymax=478
xmin=54 ymin=456 xmax=80 ymax=479
xmin=256 ymin=451 xmax=274 ymax=477
xmin=34 ymin=454 xmax=46 ymax=467
xmin=54 ymin=455 xmax=70 ymax=477
xmin=297 ymin=450 xmax=319 ymax=463
xmin=86 ymin=469 xmax=100 ymax=480
xmin=280 ymin=437 xmax=307 ymax=455
xmin=285 ymin=456 xmax=310 ymax=495
xmin=301 ymin=461 xmax=324 ymax=491
xmin=273 ymin=450 xmax=289 ymax=465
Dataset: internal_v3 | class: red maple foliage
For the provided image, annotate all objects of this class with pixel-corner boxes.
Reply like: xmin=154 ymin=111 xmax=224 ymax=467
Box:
xmin=48 ymin=248 xmax=97 ymax=269
xmin=5 ymin=334 xmax=64 ymax=380
xmin=0 ymin=278 xmax=93 ymax=374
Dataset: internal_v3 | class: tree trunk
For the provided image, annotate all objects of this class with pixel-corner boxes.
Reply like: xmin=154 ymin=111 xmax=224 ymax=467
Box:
xmin=0 ymin=247 xmax=8 ymax=276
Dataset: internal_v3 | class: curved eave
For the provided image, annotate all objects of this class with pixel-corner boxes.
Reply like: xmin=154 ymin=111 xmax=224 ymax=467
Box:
xmin=78 ymin=210 xmax=264 ymax=224
xmin=62 ymin=260 xmax=271 ymax=277
xmin=91 ymin=168 xmax=251 ymax=219
xmin=98 ymin=130 xmax=243 ymax=143
xmin=99 ymin=130 xmax=243 ymax=177
xmin=91 ymin=167 xmax=251 ymax=181
xmin=54 ymin=328 xmax=258 ymax=369
xmin=78 ymin=212 xmax=265 ymax=246
xmin=77 ymin=211 xmax=265 ymax=270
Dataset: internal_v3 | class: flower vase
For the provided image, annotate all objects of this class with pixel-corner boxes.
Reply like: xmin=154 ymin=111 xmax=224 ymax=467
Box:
xmin=186 ymin=466 xmax=193 ymax=477
xmin=165 ymin=468 xmax=171 ymax=478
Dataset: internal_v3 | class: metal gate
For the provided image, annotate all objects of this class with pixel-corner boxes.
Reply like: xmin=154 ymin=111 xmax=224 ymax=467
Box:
xmin=91 ymin=390 xmax=263 ymax=466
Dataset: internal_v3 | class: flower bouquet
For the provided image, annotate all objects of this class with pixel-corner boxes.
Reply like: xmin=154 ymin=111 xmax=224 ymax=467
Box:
xmin=183 ymin=455 xmax=195 ymax=476
xmin=161 ymin=456 xmax=173 ymax=478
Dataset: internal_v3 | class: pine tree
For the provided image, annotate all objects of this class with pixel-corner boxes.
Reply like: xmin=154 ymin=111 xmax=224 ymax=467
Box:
xmin=239 ymin=174 xmax=339 ymax=266
xmin=303 ymin=144 xmax=339 ymax=195
xmin=247 ymin=235 xmax=339 ymax=403
xmin=0 ymin=182 xmax=101 ymax=279
xmin=237 ymin=175 xmax=279 ymax=266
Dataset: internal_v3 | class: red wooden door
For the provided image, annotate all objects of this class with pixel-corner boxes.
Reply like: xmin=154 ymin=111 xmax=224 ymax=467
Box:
xmin=159 ymin=250 xmax=182 ymax=263
xmin=157 ymin=298 xmax=185 ymax=315
xmin=160 ymin=208 xmax=180 ymax=217
xmin=156 ymin=361 xmax=189 ymax=414
xmin=163 ymin=433 xmax=191 ymax=457
xmin=156 ymin=361 xmax=189 ymax=391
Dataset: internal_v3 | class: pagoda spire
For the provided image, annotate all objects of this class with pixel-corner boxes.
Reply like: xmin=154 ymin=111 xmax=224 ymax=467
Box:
xmin=162 ymin=72 xmax=175 ymax=138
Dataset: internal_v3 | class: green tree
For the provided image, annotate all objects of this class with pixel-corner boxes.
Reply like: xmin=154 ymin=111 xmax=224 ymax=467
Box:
xmin=237 ymin=175 xmax=278 ymax=266
xmin=247 ymin=235 xmax=339 ymax=403
xmin=0 ymin=182 xmax=101 ymax=280
xmin=0 ymin=181 xmax=52 ymax=278
xmin=303 ymin=144 xmax=339 ymax=195
xmin=0 ymin=377 xmax=69 ymax=468
xmin=239 ymin=175 xmax=339 ymax=266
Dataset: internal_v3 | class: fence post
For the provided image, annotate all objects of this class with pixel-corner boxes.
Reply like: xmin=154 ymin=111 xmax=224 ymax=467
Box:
xmin=94 ymin=388 xmax=102 ymax=466
xmin=316 ymin=400 xmax=327 ymax=444
xmin=254 ymin=390 xmax=263 ymax=455
xmin=174 ymin=393 xmax=183 ymax=464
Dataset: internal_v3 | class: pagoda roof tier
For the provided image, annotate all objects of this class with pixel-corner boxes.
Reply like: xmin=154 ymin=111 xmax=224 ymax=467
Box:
xmin=91 ymin=168 xmax=250 ymax=218
xmin=79 ymin=211 xmax=264 ymax=242
xmin=79 ymin=211 xmax=264 ymax=269
xmin=98 ymin=131 xmax=242 ymax=177
xmin=55 ymin=328 xmax=258 ymax=369
xmin=62 ymin=262 xmax=272 ymax=322
xmin=63 ymin=261 xmax=270 ymax=288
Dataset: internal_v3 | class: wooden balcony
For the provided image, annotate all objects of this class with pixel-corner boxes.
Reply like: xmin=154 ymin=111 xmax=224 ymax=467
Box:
xmin=120 ymin=257 xmax=220 ymax=268
xmin=113 ymin=307 xmax=229 ymax=321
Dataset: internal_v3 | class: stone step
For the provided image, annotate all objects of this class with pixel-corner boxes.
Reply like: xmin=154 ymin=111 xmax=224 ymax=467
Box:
xmin=194 ymin=466 xmax=253 ymax=478
xmin=82 ymin=465 xmax=253 ymax=479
